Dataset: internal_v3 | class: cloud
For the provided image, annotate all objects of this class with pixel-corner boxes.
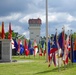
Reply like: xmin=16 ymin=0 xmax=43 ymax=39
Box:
xmin=19 ymin=12 xmax=76 ymax=24
xmin=0 ymin=13 xmax=21 ymax=22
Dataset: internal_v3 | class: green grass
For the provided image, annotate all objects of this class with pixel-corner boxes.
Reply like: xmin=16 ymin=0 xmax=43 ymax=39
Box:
xmin=0 ymin=55 xmax=76 ymax=75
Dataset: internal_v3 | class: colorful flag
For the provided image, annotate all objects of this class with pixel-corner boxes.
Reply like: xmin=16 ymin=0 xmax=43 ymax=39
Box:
xmin=50 ymin=34 xmax=58 ymax=53
xmin=1 ymin=22 xmax=5 ymax=39
xmin=73 ymin=39 xmax=76 ymax=62
xmin=24 ymin=39 xmax=29 ymax=56
xmin=8 ymin=23 xmax=12 ymax=40
xmin=20 ymin=42 xmax=24 ymax=55
xmin=0 ymin=26 xmax=2 ymax=39
xmin=0 ymin=26 xmax=2 ymax=33
xmin=33 ymin=40 xmax=38 ymax=56
xmin=39 ymin=41 xmax=42 ymax=56
xmin=48 ymin=39 xmax=51 ymax=62
xmin=11 ymin=39 xmax=15 ymax=49
xmin=43 ymin=42 xmax=46 ymax=56
xmin=28 ymin=40 xmax=32 ymax=55
xmin=17 ymin=39 xmax=21 ymax=54
xmin=63 ymin=41 xmax=68 ymax=65
xmin=63 ymin=34 xmax=71 ymax=65
xmin=52 ymin=52 xmax=58 ymax=66
xmin=58 ymin=31 xmax=65 ymax=50
xmin=28 ymin=40 xmax=32 ymax=50
xmin=13 ymin=39 xmax=18 ymax=51
xmin=50 ymin=33 xmax=58 ymax=67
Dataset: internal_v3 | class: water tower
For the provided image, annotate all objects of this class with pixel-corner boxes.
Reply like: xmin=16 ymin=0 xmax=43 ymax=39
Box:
xmin=28 ymin=18 xmax=41 ymax=43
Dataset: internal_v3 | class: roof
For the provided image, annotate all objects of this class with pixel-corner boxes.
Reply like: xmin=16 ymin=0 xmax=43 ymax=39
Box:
xmin=28 ymin=18 xmax=41 ymax=24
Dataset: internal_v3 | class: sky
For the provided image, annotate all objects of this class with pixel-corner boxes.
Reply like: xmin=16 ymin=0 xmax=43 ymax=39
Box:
xmin=0 ymin=0 xmax=76 ymax=39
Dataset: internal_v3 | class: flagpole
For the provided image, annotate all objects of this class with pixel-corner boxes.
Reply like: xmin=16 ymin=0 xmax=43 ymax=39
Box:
xmin=70 ymin=30 xmax=72 ymax=64
xmin=63 ymin=26 xmax=66 ymax=69
xmin=46 ymin=0 xmax=48 ymax=62
xmin=56 ymin=29 xmax=60 ymax=72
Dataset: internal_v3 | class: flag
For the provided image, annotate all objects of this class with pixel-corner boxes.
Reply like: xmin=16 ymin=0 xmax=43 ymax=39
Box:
xmin=43 ymin=42 xmax=46 ymax=56
xmin=0 ymin=26 xmax=2 ymax=39
xmin=58 ymin=31 xmax=65 ymax=50
xmin=63 ymin=34 xmax=71 ymax=65
xmin=58 ymin=30 xmax=65 ymax=57
xmin=17 ymin=39 xmax=21 ymax=54
xmin=20 ymin=42 xmax=24 ymax=55
xmin=73 ymin=39 xmax=76 ymax=62
xmin=33 ymin=40 xmax=38 ymax=56
xmin=39 ymin=41 xmax=42 ymax=56
xmin=52 ymin=52 xmax=58 ymax=66
xmin=48 ymin=39 xmax=51 ymax=62
xmin=11 ymin=39 xmax=15 ymax=49
xmin=63 ymin=40 xmax=68 ymax=65
xmin=24 ymin=39 xmax=29 ymax=56
xmin=50 ymin=33 xmax=58 ymax=67
xmin=68 ymin=34 xmax=73 ymax=62
xmin=1 ymin=22 xmax=5 ymax=39
xmin=50 ymin=34 xmax=58 ymax=53
xmin=28 ymin=40 xmax=32 ymax=55
xmin=13 ymin=39 xmax=18 ymax=51
xmin=17 ymin=39 xmax=24 ymax=55
xmin=28 ymin=40 xmax=32 ymax=50
xmin=0 ymin=26 xmax=2 ymax=33
xmin=8 ymin=23 xmax=12 ymax=40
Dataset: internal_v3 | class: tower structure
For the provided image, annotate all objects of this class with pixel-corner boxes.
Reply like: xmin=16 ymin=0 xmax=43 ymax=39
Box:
xmin=28 ymin=18 xmax=41 ymax=43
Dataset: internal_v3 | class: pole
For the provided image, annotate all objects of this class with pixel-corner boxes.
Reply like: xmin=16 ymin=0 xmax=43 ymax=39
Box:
xmin=63 ymin=26 xmax=66 ymax=69
xmin=56 ymin=29 xmax=60 ymax=71
xmin=46 ymin=0 xmax=48 ymax=62
xmin=70 ymin=30 xmax=72 ymax=64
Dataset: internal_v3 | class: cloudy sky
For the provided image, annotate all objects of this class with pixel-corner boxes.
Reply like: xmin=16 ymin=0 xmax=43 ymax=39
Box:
xmin=0 ymin=0 xmax=76 ymax=39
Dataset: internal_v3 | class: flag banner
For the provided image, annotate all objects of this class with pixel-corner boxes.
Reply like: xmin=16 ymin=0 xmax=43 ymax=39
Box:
xmin=33 ymin=40 xmax=38 ymax=56
xmin=13 ymin=39 xmax=18 ymax=51
xmin=53 ymin=52 xmax=58 ymax=66
xmin=0 ymin=26 xmax=2 ymax=33
xmin=8 ymin=23 xmax=12 ymax=40
xmin=2 ymin=22 xmax=5 ymax=39
xmin=70 ymin=36 xmax=74 ymax=63
xmin=58 ymin=31 xmax=65 ymax=58
xmin=29 ymin=48 xmax=34 ymax=55
xmin=28 ymin=40 xmax=32 ymax=55
xmin=43 ymin=42 xmax=46 ymax=56
xmin=11 ymin=39 xmax=15 ymax=49
xmin=39 ymin=48 xmax=42 ymax=56
xmin=20 ymin=41 xmax=24 ymax=55
xmin=28 ymin=40 xmax=32 ymax=50
xmin=24 ymin=39 xmax=29 ymax=56
xmin=48 ymin=39 xmax=51 ymax=62
xmin=39 ymin=42 xmax=42 ymax=56
xmin=58 ymin=31 xmax=65 ymax=51
xmin=73 ymin=39 xmax=76 ymax=62
xmin=0 ymin=25 xmax=2 ymax=38
xmin=50 ymin=34 xmax=58 ymax=53
xmin=17 ymin=39 xmax=21 ymax=54
xmin=63 ymin=41 xmax=68 ymax=65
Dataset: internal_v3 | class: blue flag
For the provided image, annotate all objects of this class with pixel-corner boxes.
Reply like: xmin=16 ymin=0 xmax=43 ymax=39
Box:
xmin=50 ymin=34 xmax=58 ymax=53
xmin=13 ymin=39 xmax=18 ymax=51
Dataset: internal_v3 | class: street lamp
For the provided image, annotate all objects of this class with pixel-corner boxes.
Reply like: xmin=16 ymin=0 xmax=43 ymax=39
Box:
xmin=46 ymin=0 xmax=48 ymax=62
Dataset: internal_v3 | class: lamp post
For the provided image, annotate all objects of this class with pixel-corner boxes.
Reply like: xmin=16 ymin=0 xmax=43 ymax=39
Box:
xmin=46 ymin=0 xmax=48 ymax=62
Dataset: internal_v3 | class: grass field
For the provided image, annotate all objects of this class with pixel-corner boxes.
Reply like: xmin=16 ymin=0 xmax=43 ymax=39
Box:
xmin=0 ymin=55 xmax=76 ymax=75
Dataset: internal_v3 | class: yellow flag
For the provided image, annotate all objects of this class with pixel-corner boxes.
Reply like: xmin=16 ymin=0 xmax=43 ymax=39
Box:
xmin=0 ymin=25 xmax=2 ymax=33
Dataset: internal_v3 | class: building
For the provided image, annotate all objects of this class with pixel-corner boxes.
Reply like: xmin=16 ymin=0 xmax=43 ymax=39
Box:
xmin=28 ymin=18 xmax=41 ymax=43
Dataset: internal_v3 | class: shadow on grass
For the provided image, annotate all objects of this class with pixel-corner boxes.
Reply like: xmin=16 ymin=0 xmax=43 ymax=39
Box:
xmin=34 ymin=67 xmax=59 ymax=75
xmin=34 ymin=63 xmax=76 ymax=75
